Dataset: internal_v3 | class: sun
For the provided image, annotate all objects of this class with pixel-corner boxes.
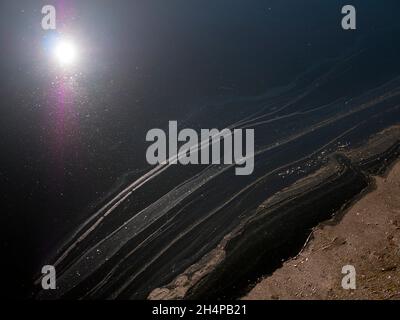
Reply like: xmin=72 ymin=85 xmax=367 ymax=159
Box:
xmin=53 ymin=38 xmax=78 ymax=67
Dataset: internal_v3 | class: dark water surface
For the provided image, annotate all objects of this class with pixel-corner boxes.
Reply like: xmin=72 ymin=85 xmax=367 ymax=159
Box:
xmin=0 ymin=1 xmax=400 ymax=298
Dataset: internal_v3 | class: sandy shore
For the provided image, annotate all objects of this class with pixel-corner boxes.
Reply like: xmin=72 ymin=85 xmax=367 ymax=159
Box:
xmin=149 ymin=127 xmax=400 ymax=300
xmin=244 ymin=161 xmax=400 ymax=300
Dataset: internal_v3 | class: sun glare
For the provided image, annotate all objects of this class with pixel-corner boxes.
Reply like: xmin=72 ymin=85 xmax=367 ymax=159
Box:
xmin=53 ymin=38 xmax=78 ymax=67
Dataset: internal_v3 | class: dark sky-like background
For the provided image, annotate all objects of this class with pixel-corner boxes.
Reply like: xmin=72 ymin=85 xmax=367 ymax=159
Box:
xmin=0 ymin=0 xmax=399 ymax=298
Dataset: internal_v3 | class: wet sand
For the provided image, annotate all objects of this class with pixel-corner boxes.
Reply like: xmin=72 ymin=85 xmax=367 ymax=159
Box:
xmin=147 ymin=126 xmax=400 ymax=300
xmin=245 ymin=161 xmax=400 ymax=300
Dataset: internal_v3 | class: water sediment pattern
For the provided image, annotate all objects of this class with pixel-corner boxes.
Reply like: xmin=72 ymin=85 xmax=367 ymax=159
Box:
xmin=37 ymin=33 xmax=400 ymax=300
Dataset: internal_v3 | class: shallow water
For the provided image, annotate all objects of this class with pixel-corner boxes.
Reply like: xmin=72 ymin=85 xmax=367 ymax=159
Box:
xmin=1 ymin=1 xmax=400 ymax=298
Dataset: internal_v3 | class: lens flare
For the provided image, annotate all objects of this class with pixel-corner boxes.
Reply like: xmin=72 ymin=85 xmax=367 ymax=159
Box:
xmin=54 ymin=39 xmax=78 ymax=66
